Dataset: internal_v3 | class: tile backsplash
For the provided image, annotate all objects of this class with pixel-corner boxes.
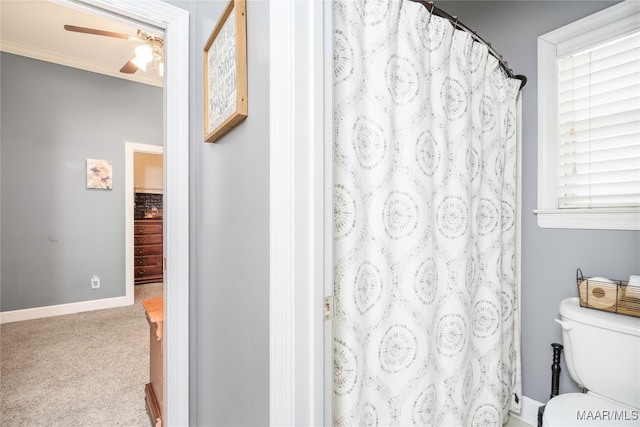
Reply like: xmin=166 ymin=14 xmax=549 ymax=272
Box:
xmin=134 ymin=192 xmax=163 ymax=219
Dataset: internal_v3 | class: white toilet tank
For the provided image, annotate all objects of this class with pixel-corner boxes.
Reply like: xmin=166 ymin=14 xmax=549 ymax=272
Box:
xmin=557 ymin=297 xmax=640 ymax=409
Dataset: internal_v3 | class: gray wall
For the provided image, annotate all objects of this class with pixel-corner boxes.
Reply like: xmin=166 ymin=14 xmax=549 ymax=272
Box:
xmin=438 ymin=1 xmax=640 ymax=404
xmin=162 ymin=0 xmax=271 ymax=425
xmin=0 ymin=53 xmax=162 ymax=311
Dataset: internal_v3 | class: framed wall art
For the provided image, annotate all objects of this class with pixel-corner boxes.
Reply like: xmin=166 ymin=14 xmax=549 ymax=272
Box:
xmin=203 ymin=0 xmax=247 ymax=143
xmin=86 ymin=159 xmax=113 ymax=190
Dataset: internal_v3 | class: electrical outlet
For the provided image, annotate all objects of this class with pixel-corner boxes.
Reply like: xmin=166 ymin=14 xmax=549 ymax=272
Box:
xmin=91 ymin=276 xmax=100 ymax=289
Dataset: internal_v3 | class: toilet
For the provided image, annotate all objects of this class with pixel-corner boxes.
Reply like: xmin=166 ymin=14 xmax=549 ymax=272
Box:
xmin=542 ymin=297 xmax=640 ymax=426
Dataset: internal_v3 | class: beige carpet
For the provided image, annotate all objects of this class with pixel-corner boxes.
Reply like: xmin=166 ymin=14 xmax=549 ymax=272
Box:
xmin=0 ymin=283 xmax=162 ymax=427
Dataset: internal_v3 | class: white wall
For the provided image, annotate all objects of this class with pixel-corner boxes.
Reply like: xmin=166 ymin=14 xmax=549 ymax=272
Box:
xmin=134 ymin=152 xmax=163 ymax=193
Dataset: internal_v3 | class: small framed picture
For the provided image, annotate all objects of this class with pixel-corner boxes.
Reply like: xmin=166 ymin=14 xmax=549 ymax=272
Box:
xmin=86 ymin=159 xmax=113 ymax=190
xmin=203 ymin=0 xmax=248 ymax=143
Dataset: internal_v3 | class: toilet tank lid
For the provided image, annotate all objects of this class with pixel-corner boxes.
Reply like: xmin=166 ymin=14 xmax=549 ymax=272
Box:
xmin=560 ymin=297 xmax=640 ymax=337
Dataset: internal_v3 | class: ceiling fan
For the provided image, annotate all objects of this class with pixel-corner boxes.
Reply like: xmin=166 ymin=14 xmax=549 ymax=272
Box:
xmin=63 ymin=25 xmax=164 ymax=76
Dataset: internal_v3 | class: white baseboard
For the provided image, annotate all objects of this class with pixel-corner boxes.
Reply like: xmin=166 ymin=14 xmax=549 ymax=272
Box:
xmin=510 ymin=395 xmax=544 ymax=427
xmin=0 ymin=295 xmax=133 ymax=324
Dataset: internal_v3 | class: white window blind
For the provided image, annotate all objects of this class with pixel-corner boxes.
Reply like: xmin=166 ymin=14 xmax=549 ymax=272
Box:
xmin=556 ymin=31 xmax=640 ymax=209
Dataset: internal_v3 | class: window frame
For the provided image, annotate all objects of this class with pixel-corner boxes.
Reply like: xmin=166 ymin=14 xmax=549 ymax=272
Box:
xmin=536 ymin=0 xmax=640 ymax=230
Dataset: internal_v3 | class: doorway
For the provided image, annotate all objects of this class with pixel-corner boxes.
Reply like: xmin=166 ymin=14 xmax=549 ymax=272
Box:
xmin=125 ymin=142 xmax=164 ymax=303
xmin=74 ymin=1 xmax=190 ymax=424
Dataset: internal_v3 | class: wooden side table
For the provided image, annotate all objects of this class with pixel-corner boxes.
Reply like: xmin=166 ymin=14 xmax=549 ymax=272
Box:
xmin=142 ymin=296 xmax=163 ymax=427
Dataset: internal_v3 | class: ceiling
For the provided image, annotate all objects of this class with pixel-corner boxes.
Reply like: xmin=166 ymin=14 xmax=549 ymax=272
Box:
xmin=0 ymin=0 xmax=164 ymax=87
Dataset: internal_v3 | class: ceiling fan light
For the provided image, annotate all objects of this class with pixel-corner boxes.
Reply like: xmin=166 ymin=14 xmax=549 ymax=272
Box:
xmin=131 ymin=44 xmax=153 ymax=72
xmin=131 ymin=56 xmax=148 ymax=72
xmin=159 ymin=62 xmax=165 ymax=77
xmin=135 ymin=44 xmax=153 ymax=61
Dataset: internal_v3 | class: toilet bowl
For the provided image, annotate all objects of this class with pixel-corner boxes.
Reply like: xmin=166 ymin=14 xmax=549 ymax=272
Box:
xmin=542 ymin=297 xmax=640 ymax=426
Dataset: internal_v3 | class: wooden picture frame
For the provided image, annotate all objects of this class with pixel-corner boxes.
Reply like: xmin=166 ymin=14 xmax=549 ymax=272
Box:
xmin=203 ymin=0 xmax=247 ymax=143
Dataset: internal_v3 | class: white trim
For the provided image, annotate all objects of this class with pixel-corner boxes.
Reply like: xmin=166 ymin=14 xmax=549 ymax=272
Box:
xmin=270 ymin=0 xmax=326 ymax=425
xmin=535 ymin=209 xmax=640 ymax=230
xmin=269 ymin=0 xmax=295 ymax=421
xmin=543 ymin=0 xmax=640 ymax=57
xmin=71 ymin=1 xmax=190 ymax=425
xmin=0 ymin=295 xmax=129 ymax=324
xmin=536 ymin=0 xmax=640 ymax=231
xmin=536 ymin=35 xmax=558 ymax=215
xmin=510 ymin=396 xmax=544 ymax=427
xmin=124 ymin=141 xmax=163 ymax=308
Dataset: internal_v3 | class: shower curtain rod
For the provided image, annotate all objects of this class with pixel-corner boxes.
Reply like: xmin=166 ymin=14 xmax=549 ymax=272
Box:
xmin=408 ymin=0 xmax=528 ymax=89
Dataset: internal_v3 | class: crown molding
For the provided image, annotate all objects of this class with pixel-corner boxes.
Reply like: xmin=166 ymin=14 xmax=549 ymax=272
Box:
xmin=0 ymin=40 xmax=162 ymax=88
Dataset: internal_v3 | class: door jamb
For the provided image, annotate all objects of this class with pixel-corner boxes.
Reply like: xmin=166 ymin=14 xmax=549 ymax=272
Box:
xmin=269 ymin=1 xmax=330 ymax=425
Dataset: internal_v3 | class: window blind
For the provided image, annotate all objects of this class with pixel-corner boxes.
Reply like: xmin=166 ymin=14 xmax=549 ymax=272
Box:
xmin=557 ymin=31 xmax=640 ymax=209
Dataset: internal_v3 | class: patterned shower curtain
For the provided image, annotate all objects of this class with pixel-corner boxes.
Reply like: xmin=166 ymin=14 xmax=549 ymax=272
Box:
xmin=332 ymin=1 xmax=522 ymax=426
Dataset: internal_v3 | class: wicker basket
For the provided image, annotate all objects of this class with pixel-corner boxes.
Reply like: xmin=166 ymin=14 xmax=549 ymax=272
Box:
xmin=577 ymin=269 xmax=640 ymax=318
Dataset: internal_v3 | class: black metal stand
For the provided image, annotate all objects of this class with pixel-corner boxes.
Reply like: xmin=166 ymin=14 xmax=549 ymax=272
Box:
xmin=538 ymin=343 xmax=564 ymax=427
xmin=550 ymin=343 xmax=563 ymax=398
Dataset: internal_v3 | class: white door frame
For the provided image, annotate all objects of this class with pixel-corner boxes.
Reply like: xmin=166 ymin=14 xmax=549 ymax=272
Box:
xmin=269 ymin=1 xmax=331 ymax=425
xmin=124 ymin=141 xmax=163 ymax=305
xmin=69 ymin=1 xmax=190 ymax=425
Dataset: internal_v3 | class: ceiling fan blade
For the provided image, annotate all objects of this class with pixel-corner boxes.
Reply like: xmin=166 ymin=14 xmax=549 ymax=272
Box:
xmin=64 ymin=25 xmax=135 ymax=40
xmin=120 ymin=59 xmax=138 ymax=74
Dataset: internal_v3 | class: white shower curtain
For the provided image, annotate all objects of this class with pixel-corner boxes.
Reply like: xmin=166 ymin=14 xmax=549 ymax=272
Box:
xmin=332 ymin=1 xmax=522 ymax=426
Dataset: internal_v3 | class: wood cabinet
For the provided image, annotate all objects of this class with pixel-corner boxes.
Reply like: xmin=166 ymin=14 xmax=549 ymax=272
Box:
xmin=142 ymin=296 xmax=163 ymax=427
xmin=134 ymin=219 xmax=163 ymax=284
